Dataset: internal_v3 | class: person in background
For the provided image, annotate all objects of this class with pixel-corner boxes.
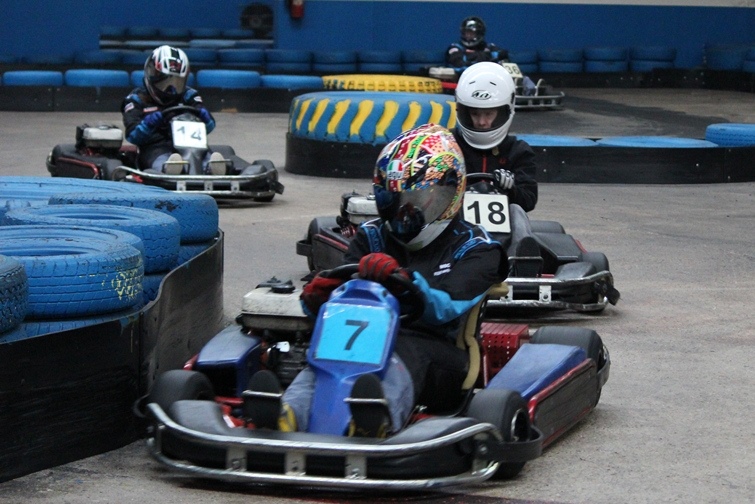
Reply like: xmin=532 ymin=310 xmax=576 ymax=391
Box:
xmin=446 ymin=16 xmax=508 ymax=72
xmin=246 ymin=124 xmax=506 ymax=437
xmin=121 ymin=45 xmax=225 ymax=175
xmin=453 ymin=61 xmax=542 ymax=277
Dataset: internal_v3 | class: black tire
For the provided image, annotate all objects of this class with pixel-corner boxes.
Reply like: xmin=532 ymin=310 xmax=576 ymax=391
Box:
xmin=3 ymin=204 xmax=180 ymax=274
xmin=49 ymin=191 xmax=219 ymax=244
xmin=148 ymin=370 xmax=215 ymax=416
xmin=0 ymin=255 xmax=28 ymax=334
xmin=0 ymin=236 xmax=143 ymax=318
xmin=466 ymin=388 xmax=531 ymax=479
xmin=530 ymin=326 xmax=605 ymax=369
xmin=304 ymin=217 xmax=320 ymax=271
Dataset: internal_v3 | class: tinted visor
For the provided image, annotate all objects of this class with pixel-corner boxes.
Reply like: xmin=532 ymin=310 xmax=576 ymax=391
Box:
xmin=374 ymin=183 xmax=458 ymax=243
xmin=150 ymin=73 xmax=186 ymax=96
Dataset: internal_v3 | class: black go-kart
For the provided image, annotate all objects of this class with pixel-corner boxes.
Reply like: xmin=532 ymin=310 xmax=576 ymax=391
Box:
xmin=296 ymin=173 xmax=620 ymax=314
xmin=46 ymin=105 xmax=284 ymax=201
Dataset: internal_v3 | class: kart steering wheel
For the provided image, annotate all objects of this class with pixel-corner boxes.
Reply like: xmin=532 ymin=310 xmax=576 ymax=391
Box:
xmin=321 ymin=263 xmax=425 ymax=323
xmin=465 ymin=172 xmax=507 ymax=195
xmin=161 ymin=105 xmax=203 ymax=122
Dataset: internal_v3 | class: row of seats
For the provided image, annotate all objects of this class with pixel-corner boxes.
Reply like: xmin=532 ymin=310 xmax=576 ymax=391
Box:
xmin=0 ymin=69 xmax=325 ymax=90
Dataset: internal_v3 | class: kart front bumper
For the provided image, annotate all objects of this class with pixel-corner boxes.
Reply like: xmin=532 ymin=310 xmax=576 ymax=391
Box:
xmin=146 ymin=402 xmax=542 ymax=490
xmin=487 ymin=270 xmax=620 ymax=312
xmin=112 ymin=166 xmax=284 ymax=199
xmin=515 ymin=91 xmax=565 ymax=110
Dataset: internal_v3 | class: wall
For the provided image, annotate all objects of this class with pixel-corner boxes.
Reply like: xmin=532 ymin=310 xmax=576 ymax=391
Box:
xmin=2 ymin=0 xmax=753 ymax=69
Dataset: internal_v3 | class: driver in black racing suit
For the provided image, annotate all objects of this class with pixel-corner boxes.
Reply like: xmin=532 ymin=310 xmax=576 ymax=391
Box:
xmin=121 ymin=45 xmax=223 ymax=175
xmin=246 ymin=124 xmax=505 ymax=437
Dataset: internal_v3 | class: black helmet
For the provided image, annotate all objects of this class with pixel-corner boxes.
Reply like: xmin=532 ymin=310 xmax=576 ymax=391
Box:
xmin=143 ymin=45 xmax=189 ymax=105
xmin=460 ymin=16 xmax=486 ymax=48
xmin=373 ymin=124 xmax=466 ymax=250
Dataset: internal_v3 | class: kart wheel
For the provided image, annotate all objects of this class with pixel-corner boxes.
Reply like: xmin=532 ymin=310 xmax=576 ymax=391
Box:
xmin=0 ymin=255 xmax=28 ymax=334
xmin=530 ymin=326 xmax=605 ymax=370
xmin=147 ymin=370 xmax=215 ymax=417
xmin=466 ymin=388 xmax=531 ymax=479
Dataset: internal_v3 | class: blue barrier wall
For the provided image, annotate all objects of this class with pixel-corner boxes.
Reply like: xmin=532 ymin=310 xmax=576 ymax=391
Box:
xmin=2 ymin=0 xmax=753 ymax=69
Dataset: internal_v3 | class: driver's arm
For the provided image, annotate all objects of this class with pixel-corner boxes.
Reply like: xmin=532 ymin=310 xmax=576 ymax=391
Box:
xmin=508 ymin=143 xmax=539 ymax=212
xmin=183 ymin=88 xmax=216 ymax=134
xmin=122 ymin=93 xmax=160 ymax=146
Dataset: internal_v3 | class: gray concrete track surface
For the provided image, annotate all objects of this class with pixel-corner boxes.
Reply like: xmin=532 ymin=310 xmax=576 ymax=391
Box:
xmin=0 ymin=88 xmax=753 ymax=504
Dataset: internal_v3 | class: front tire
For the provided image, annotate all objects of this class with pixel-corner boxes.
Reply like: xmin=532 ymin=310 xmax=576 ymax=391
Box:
xmin=147 ymin=370 xmax=215 ymax=417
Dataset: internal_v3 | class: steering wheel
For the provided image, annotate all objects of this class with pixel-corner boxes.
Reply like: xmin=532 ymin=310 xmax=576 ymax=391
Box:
xmin=465 ymin=172 xmax=508 ymax=195
xmin=161 ymin=105 xmax=202 ymax=122
xmin=320 ymin=263 xmax=425 ymax=323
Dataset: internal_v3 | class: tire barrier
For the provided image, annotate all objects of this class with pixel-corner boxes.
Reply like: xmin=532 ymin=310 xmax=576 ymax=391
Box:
xmin=704 ymin=123 xmax=755 ymax=147
xmin=0 ymin=235 xmax=143 ymax=318
xmin=0 ymin=255 xmax=28 ymax=334
xmin=286 ymin=91 xmax=456 ymax=177
xmin=322 ymin=74 xmax=443 ymax=94
xmin=2 ymin=204 xmax=181 ymax=274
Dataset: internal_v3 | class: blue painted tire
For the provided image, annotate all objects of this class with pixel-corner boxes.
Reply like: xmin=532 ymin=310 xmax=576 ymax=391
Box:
xmin=2 ymin=205 xmax=180 ymax=274
xmin=357 ymin=51 xmax=402 ymax=64
xmin=177 ymin=241 xmax=215 ymax=265
xmin=48 ymin=191 xmax=219 ymax=244
xmin=142 ymin=272 xmax=167 ymax=304
xmin=584 ymin=60 xmax=629 ymax=73
xmin=539 ymin=61 xmax=583 ymax=73
xmin=0 ymin=255 xmax=28 ymax=334
xmin=704 ymin=123 xmax=755 ymax=147
xmin=19 ymin=307 xmax=142 ymax=339
xmin=596 ymin=136 xmax=718 ymax=148
xmin=630 ymin=46 xmax=677 ymax=61
xmin=2 ymin=71 xmax=64 ymax=86
xmin=0 ymin=237 xmax=143 ymax=318
xmin=358 ymin=63 xmax=403 ymax=74
xmin=630 ymin=60 xmax=674 ymax=72
xmin=217 ymin=49 xmax=265 ymax=65
xmin=265 ymin=49 xmax=312 ymax=63
xmin=260 ymin=75 xmax=324 ymax=90
xmin=313 ymin=51 xmax=357 ymax=64
xmin=517 ymin=134 xmax=598 ymax=147
xmin=583 ymin=47 xmax=628 ymax=61
xmin=312 ymin=63 xmax=358 ymax=74
xmin=537 ymin=48 xmax=583 ymax=63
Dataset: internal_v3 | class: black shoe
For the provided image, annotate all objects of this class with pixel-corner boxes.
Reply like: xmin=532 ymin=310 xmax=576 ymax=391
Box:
xmin=346 ymin=374 xmax=391 ymax=438
xmin=510 ymin=236 xmax=542 ymax=278
xmin=242 ymin=370 xmax=283 ymax=430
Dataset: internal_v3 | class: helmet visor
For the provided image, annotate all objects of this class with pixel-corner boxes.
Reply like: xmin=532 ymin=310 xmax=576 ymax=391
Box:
xmin=375 ymin=182 xmax=459 ymax=243
xmin=456 ymin=103 xmax=512 ymax=133
xmin=149 ymin=72 xmax=186 ymax=96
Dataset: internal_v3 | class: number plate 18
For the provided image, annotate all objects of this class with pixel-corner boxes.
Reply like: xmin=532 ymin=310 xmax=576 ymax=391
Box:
xmin=463 ymin=193 xmax=511 ymax=233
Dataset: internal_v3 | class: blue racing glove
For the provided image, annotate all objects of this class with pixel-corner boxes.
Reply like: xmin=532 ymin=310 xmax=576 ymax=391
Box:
xmin=198 ymin=108 xmax=212 ymax=124
xmin=142 ymin=111 xmax=164 ymax=130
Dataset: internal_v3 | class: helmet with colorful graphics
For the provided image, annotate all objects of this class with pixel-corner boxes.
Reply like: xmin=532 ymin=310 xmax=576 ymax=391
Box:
xmin=373 ymin=124 xmax=466 ymax=250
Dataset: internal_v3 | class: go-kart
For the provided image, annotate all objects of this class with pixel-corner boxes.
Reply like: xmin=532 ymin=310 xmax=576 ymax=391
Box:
xmin=45 ymin=105 xmax=284 ymax=201
xmin=296 ymin=173 xmax=620 ymax=314
xmin=428 ymin=61 xmax=565 ymax=110
xmin=136 ymin=265 xmax=610 ymax=490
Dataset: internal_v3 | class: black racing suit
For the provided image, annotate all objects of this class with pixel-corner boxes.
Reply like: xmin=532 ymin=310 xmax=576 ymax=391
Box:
xmin=121 ymin=86 xmax=216 ymax=169
xmin=344 ymin=213 xmax=505 ymax=414
xmin=282 ymin=213 xmax=504 ymax=431
xmin=446 ymin=40 xmax=509 ymax=73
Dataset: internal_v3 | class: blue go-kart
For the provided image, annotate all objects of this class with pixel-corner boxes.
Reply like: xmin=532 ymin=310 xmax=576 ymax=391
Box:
xmin=138 ymin=264 xmax=609 ymax=490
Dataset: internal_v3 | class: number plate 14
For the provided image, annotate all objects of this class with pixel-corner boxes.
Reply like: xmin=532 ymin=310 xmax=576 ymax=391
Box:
xmin=171 ymin=120 xmax=208 ymax=149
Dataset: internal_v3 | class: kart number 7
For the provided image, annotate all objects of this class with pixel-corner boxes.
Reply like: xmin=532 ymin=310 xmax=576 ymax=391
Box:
xmin=463 ymin=193 xmax=511 ymax=233
xmin=314 ymin=303 xmax=392 ymax=366
xmin=171 ymin=120 xmax=208 ymax=149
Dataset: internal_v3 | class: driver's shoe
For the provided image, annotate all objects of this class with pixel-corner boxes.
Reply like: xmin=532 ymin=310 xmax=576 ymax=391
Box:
xmin=206 ymin=151 xmax=226 ymax=175
xmin=163 ymin=153 xmax=186 ymax=175
xmin=346 ymin=374 xmax=391 ymax=439
xmin=243 ymin=370 xmax=297 ymax=432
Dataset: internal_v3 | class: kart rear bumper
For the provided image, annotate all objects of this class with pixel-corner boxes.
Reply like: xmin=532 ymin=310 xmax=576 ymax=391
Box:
xmin=146 ymin=402 xmax=542 ymax=490
xmin=515 ymin=91 xmax=565 ymax=110
xmin=111 ymin=166 xmax=284 ymax=199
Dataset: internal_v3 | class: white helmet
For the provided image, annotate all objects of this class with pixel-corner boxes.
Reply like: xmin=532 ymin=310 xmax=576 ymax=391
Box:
xmin=455 ymin=62 xmax=516 ymax=150
xmin=144 ymin=45 xmax=189 ymax=105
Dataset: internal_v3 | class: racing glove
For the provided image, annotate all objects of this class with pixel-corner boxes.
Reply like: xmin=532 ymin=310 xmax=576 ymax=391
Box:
xmin=142 ymin=111 xmax=164 ymax=130
xmin=358 ymin=253 xmax=409 ymax=283
xmin=198 ymin=108 xmax=213 ymax=124
xmin=300 ymin=274 xmax=345 ymax=318
xmin=493 ymin=169 xmax=515 ymax=191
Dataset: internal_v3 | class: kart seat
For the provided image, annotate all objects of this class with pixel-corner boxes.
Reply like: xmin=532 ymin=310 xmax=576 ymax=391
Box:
xmin=457 ymin=282 xmax=509 ymax=390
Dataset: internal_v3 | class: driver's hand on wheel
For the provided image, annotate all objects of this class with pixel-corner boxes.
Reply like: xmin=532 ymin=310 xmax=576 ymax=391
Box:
xmin=358 ymin=253 xmax=409 ymax=283
xmin=142 ymin=111 xmax=164 ymax=129
xmin=493 ymin=169 xmax=515 ymax=191
xmin=300 ymin=274 xmax=344 ymax=317
xmin=198 ymin=108 xmax=213 ymax=124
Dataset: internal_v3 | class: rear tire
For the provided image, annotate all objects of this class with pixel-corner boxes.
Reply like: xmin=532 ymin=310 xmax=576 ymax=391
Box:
xmin=466 ymin=388 xmax=531 ymax=479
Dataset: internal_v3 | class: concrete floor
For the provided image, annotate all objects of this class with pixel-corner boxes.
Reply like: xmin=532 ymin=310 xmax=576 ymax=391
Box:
xmin=0 ymin=88 xmax=753 ymax=504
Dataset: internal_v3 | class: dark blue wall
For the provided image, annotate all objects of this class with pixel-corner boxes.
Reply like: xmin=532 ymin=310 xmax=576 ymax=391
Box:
xmin=3 ymin=0 xmax=754 ymax=69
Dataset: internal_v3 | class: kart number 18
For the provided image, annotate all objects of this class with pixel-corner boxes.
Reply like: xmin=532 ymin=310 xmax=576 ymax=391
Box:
xmin=462 ymin=193 xmax=511 ymax=233
xmin=315 ymin=304 xmax=392 ymax=366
